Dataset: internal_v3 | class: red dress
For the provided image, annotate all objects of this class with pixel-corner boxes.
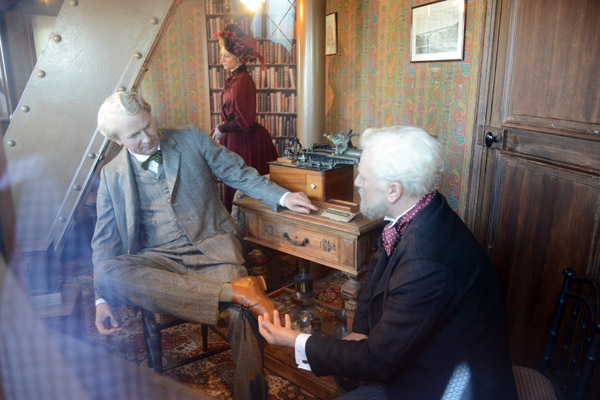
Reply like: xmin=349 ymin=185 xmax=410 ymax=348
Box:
xmin=218 ymin=64 xmax=278 ymax=212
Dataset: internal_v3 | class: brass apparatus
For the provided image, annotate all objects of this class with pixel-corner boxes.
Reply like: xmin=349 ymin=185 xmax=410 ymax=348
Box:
xmin=279 ymin=129 xmax=362 ymax=170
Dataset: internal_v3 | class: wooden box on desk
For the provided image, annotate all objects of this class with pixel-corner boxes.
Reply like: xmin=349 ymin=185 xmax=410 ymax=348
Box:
xmin=268 ymin=162 xmax=354 ymax=201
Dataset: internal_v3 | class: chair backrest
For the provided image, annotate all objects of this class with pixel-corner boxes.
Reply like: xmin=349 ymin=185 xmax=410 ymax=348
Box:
xmin=540 ymin=268 xmax=600 ymax=399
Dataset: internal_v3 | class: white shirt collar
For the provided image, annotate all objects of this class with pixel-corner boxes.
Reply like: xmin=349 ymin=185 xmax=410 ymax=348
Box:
xmin=384 ymin=202 xmax=417 ymax=227
xmin=129 ymin=145 xmax=161 ymax=174
xmin=128 ymin=144 xmax=161 ymax=162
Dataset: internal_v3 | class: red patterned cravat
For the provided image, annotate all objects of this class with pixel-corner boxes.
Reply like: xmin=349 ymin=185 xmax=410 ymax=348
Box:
xmin=382 ymin=191 xmax=436 ymax=256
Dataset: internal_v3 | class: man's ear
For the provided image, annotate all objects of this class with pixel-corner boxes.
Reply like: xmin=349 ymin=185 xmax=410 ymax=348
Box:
xmin=387 ymin=182 xmax=403 ymax=204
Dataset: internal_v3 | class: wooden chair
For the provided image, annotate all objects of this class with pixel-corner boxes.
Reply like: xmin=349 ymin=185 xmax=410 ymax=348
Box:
xmin=513 ymin=269 xmax=600 ymax=400
xmin=141 ymin=309 xmax=230 ymax=373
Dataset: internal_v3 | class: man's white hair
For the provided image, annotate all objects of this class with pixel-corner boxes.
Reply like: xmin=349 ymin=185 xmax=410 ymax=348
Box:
xmin=360 ymin=125 xmax=444 ymax=198
xmin=97 ymin=91 xmax=152 ymax=139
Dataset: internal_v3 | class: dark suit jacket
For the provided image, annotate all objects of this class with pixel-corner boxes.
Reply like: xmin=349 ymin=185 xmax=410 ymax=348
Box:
xmin=305 ymin=193 xmax=516 ymax=399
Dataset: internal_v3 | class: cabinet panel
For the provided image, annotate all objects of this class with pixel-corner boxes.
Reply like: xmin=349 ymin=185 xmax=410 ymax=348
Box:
xmin=503 ymin=0 xmax=600 ymax=133
xmin=486 ymin=154 xmax=600 ymax=364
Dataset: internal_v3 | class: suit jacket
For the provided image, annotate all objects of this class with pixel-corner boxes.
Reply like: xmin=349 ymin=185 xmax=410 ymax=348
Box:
xmin=305 ymin=193 xmax=516 ymax=399
xmin=91 ymin=126 xmax=287 ymax=271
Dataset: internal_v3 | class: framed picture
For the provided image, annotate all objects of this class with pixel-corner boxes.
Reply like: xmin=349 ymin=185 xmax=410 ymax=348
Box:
xmin=410 ymin=0 xmax=466 ymax=62
xmin=325 ymin=12 xmax=337 ymax=55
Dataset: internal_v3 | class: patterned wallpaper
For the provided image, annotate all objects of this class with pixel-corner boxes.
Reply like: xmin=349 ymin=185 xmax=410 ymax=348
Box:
xmin=325 ymin=0 xmax=486 ymax=215
xmin=140 ymin=0 xmax=212 ymax=133
xmin=140 ymin=0 xmax=486 ymax=215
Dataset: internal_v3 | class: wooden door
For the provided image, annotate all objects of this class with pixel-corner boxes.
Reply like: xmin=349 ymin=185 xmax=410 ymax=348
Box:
xmin=470 ymin=0 xmax=600 ymax=373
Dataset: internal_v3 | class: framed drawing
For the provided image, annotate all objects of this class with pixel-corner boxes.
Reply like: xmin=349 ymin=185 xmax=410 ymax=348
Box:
xmin=326 ymin=12 xmax=337 ymax=55
xmin=410 ymin=0 xmax=466 ymax=62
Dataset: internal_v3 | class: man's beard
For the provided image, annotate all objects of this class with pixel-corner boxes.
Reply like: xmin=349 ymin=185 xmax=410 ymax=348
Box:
xmin=359 ymin=191 xmax=387 ymax=219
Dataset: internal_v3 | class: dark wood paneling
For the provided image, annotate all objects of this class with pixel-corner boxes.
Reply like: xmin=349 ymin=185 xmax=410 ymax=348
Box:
xmin=472 ymin=1 xmax=600 ymax=396
xmin=505 ymin=0 xmax=600 ymax=132
xmin=488 ymin=154 xmax=600 ymax=364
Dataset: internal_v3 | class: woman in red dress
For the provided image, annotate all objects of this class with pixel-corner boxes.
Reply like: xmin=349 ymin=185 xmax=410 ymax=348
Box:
xmin=212 ymin=24 xmax=278 ymax=212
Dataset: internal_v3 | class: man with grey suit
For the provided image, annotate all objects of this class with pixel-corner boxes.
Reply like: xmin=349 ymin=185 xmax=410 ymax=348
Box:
xmin=92 ymin=91 xmax=317 ymax=399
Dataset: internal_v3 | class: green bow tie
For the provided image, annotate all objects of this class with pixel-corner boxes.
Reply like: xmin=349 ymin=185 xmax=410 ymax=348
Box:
xmin=140 ymin=150 xmax=162 ymax=170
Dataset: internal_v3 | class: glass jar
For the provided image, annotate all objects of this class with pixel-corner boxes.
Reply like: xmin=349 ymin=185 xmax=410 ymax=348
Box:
xmin=290 ymin=303 xmax=322 ymax=334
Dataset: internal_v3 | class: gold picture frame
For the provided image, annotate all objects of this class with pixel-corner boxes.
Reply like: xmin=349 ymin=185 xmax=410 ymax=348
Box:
xmin=326 ymin=12 xmax=337 ymax=56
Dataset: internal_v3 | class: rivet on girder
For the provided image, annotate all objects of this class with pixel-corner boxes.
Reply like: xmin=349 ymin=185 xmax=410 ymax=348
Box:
xmin=38 ymin=70 xmax=46 ymax=78
xmin=72 ymin=184 xmax=82 ymax=191
xmin=87 ymin=152 xmax=97 ymax=159
xmin=118 ymin=86 xmax=126 ymax=92
xmin=58 ymin=216 xmax=67 ymax=223
xmin=151 ymin=17 xmax=159 ymax=24
xmin=53 ymin=34 xmax=62 ymax=42
xmin=6 ymin=140 xmax=15 ymax=147
xmin=134 ymin=52 xmax=142 ymax=59
xmin=70 ymin=0 xmax=78 ymax=6
xmin=21 ymin=105 xmax=30 ymax=112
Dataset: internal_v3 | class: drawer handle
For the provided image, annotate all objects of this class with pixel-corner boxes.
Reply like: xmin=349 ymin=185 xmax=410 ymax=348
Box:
xmin=283 ymin=232 xmax=309 ymax=246
xmin=309 ymin=184 xmax=316 ymax=189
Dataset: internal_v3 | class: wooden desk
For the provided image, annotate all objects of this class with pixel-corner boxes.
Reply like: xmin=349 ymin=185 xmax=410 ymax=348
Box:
xmin=234 ymin=196 xmax=383 ymax=331
xmin=235 ymin=196 xmax=383 ymax=398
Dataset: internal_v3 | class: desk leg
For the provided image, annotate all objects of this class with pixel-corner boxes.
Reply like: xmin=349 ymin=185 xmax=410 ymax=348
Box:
xmin=340 ymin=276 xmax=362 ymax=334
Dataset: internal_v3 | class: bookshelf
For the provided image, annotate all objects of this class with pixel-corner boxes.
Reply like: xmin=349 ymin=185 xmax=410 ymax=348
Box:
xmin=205 ymin=0 xmax=298 ymax=154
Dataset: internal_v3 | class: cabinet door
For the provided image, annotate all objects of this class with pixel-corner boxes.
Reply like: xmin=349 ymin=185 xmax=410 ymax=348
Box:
xmin=471 ymin=0 xmax=600 ymax=371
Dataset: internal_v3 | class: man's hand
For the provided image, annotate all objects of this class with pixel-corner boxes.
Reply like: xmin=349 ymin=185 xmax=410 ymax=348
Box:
xmin=258 ymin=310 xmax=300 ymax=348
xmin=282 ymin=192 xmax=318 ymax=214
xmin=95 ymin=302 xmax=122 ymax=335
xmin=343 ymin=332 xmax=368 ymax=341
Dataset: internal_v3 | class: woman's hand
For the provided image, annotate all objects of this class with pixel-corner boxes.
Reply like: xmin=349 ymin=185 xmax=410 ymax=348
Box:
xmin=211 ymin=127 xmax=224 ymax=142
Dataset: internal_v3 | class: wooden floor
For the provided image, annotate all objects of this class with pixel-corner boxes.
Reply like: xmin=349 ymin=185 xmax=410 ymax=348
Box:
xmin=264 ymin=344 xmax=341 ymax=400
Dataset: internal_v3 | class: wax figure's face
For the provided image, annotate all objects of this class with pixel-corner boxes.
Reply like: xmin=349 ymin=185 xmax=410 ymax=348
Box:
xmin=355 ymin=148 xmax=388 ymax=219
xmin=220 ymin=47 xmax=240 ymax=71
xmin=107 ymin=110 xmax=160 ymax=156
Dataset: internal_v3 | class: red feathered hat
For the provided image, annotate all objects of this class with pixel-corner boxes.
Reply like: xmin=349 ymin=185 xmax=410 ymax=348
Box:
xmin=214 ymin=24 xmax=265 ymax=70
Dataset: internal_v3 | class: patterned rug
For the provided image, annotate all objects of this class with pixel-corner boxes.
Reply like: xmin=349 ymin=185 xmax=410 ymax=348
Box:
xmin=68 ymin=256 xmax=348 ymax=400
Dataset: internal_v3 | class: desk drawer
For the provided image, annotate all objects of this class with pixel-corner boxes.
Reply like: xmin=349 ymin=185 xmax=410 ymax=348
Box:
xmin=248 ymin=213 xmax=347 ymax=267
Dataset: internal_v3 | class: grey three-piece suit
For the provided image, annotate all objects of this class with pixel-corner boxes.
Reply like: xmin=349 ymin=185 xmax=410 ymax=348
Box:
xmin=91 ymin=126 xmax=287 ymax=399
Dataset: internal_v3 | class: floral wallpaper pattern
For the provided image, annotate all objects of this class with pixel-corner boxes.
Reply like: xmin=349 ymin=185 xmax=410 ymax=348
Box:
xmin=325 ymin=0 xmax=486 ymax=215
xmin=141 ymin=0 xmax=212 ymax=133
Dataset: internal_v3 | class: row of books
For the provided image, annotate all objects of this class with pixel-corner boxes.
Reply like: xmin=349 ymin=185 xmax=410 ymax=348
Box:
xmin=208 ymin=91 xmax=297 ymax=114
xmin=208 ymin=66 xmax=296 ymax=90
xmin=250 ymin=66 xmax=296 ymax=89
xmin=206 ymin=40 xmax=296 ymax=65
xmin=257 ymin=92 xmax=297 ymax=113
xmin=209 ymin=114 xmax=297 ymax=138
xmin=258 ymin=114 xmax=297 ymax=137
xmin=206 ymin=17 xmax=252 ymax=38
xmin=205 ymin=0 xmax=246 ymax=14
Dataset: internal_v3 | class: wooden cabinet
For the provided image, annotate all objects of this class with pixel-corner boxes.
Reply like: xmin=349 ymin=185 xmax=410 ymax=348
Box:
xmin=204 ymin=0 xmax=297 ymax=146
xmin=471 ymin=2 xmax=600 ymax=394
xmin=237 ymin=197 xmax=382 ymax=277
xmin=268 ymin=163 xmax=354 ymax=202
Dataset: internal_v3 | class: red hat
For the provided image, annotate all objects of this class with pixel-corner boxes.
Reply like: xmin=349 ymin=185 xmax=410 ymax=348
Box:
xmin=214 ymin=24 xmax=265 ymax=70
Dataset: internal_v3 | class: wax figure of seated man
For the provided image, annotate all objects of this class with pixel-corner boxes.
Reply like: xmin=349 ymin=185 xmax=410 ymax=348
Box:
xmin=91 ymin=91 xmax=317 ymax=400
xmin=259 ymin=126 xmax=517 ymax=400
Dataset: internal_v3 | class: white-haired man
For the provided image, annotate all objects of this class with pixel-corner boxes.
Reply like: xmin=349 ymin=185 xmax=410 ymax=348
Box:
xmin=259 ymin=126 xmax=517 ymax=399
xmin=92 ymin=91 xmax=317 ymax=400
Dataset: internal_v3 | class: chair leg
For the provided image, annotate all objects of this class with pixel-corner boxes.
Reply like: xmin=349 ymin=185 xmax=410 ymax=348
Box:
xmin=202 ymin=324 xmax=208 ymax=352
xmin=141 ymin=310 xmax=163 ymax=373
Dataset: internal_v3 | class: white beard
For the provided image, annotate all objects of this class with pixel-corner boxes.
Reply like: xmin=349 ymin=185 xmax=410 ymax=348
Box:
xmin=359 ymin=191 xmax=387 ymax=220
